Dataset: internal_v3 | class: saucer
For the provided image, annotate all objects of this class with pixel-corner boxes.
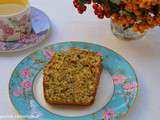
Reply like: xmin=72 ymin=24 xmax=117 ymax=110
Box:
xmin=9 ymin=42 xmax=138 ymax=120
xmin=0 ymin=7 xmax=50 ymax=53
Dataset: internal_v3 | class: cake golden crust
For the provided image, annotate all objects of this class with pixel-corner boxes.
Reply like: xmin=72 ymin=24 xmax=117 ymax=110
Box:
xmin=43 ymin=48 xmax=102 ymax=106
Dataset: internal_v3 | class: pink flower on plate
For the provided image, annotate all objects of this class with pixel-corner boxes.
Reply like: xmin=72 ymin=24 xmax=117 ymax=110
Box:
xmin=123 ymin=83 xmax=137 ymax=92
xmin=21 ymin=69 xmax=32 ymax=78
xmin=0 ymin=42 xmax=6 ymax=50
xmin=112 ymin=75 xmax=127 ymax=85
xmin=30 ymin=33 xmax=38 ymax=41
xmin=96 ymin=52 xmax=103 ymax=56
xmin=13 ymin=89 xmax=24 ymax=96
xmin=19 ymin=33 xmax=38 ymax=44
xmin=43 ymin=50 xmax=54 ymax=59
xmin=103 ymin=109 xmax=116 ymax=120
xmin=20 ymin=80 xmax=32 ymax=89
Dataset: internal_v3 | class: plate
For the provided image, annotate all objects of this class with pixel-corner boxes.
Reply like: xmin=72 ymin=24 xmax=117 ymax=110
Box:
xmin=0 ymin=7 xmax=50 ymax=53
xmin=9 ymin=42 xmax=138 ymax=120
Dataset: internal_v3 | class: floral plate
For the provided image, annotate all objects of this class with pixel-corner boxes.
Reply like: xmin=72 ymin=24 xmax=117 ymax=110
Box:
xmin=0 ymin=7 xmax=50 ymax=52
xmin=9 ymin=42 xmax=138 ymax=120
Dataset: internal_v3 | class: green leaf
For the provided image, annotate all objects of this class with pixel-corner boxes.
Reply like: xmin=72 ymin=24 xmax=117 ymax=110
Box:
xmin=109 ymin=1 xmax=120 ymax=13
xmin=110 ymin=0 xmax=121 ymax=5
xmin=93 ymin=0 xmax=105 ymax=5
xmin=78 ymin=0 xmax=85 ymax=7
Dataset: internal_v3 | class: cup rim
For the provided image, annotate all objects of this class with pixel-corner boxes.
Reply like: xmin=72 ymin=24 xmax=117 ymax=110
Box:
xmin=0 ymin=2 xmax=30 ymax=17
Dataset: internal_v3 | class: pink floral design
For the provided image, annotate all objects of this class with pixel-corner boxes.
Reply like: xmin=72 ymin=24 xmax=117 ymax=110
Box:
xmin=0 ymin=42 xmax=6 ymax=50
xmin=20 ymin=15 xmax=28 ymax=25
xmin=0 ymin=14 xmax=30 ymax=41
xmin=13 ymin=89 xmax=24 ymax=96
xmin=20 ymin=80 xmax=32 ymax=89
xmin=19 ymin=33 xmax=38 ymax=44
xmin=103 ymin=109 xmax=116 ymax=120
xmin=96 ymin=52 xmax=103 ymax=56
xmin=3 ymin=25 xmax=15 ymax=35
xmin=0 ymin=20 xmax=4 ymax=28
xmin=0 ymin=22 xmax=15 ymax=40
xmin=123 ymin=83 xmax=137 ymax=92
xmin=112 ymin=75 xmax=127 ymax=85
xmin=43 ymin=50 xmax=54 ymax=59
xmin=21 ymin=69 xmax=32 ymax=78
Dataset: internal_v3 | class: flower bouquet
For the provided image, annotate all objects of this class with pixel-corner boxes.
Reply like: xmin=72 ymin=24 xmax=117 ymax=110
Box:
xmin=73 ymin=0 xmax=160 ymax=40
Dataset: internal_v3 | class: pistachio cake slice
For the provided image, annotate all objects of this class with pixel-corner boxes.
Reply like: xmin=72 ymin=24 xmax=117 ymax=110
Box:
xmin=43 ymin=48 xmax=102 ymax=106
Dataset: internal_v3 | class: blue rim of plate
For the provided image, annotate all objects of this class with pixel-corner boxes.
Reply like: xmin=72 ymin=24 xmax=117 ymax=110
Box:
xmin=9 ymin=41 xmax=138 ymax=120
xmin=0 ymin=7 xmax=50 ymax=53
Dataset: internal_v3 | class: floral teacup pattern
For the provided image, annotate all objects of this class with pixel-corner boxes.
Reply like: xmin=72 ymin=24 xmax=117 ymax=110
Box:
xmin=0 ymin=7 xmax=50 ymax=52
xmin=0 ymin=3 xmax=31 ymax=41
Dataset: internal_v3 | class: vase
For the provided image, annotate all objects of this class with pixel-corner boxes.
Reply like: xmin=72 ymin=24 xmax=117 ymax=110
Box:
xmin=111 ymin=20 xmax=145 ymax=41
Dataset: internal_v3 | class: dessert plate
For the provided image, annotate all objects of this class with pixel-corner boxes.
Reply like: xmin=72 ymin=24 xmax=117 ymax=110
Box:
xmin=0 ymin=7 xmax=50 ymax=53
xmin=9 ymin=42 xmax=138 ymax=120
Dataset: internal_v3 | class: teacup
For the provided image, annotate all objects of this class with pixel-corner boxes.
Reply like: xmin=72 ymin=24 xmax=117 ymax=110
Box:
xmin=0 ymin=0 xmax=31 ymax=41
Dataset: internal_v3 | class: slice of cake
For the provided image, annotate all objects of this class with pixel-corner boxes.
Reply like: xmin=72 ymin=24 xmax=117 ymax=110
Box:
xmin=43 ymin=48 xmax=102 ymax=105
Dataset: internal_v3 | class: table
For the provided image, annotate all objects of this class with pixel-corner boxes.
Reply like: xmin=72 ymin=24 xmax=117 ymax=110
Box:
xmin=0 ymin=0 xmax=159 ymax=120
